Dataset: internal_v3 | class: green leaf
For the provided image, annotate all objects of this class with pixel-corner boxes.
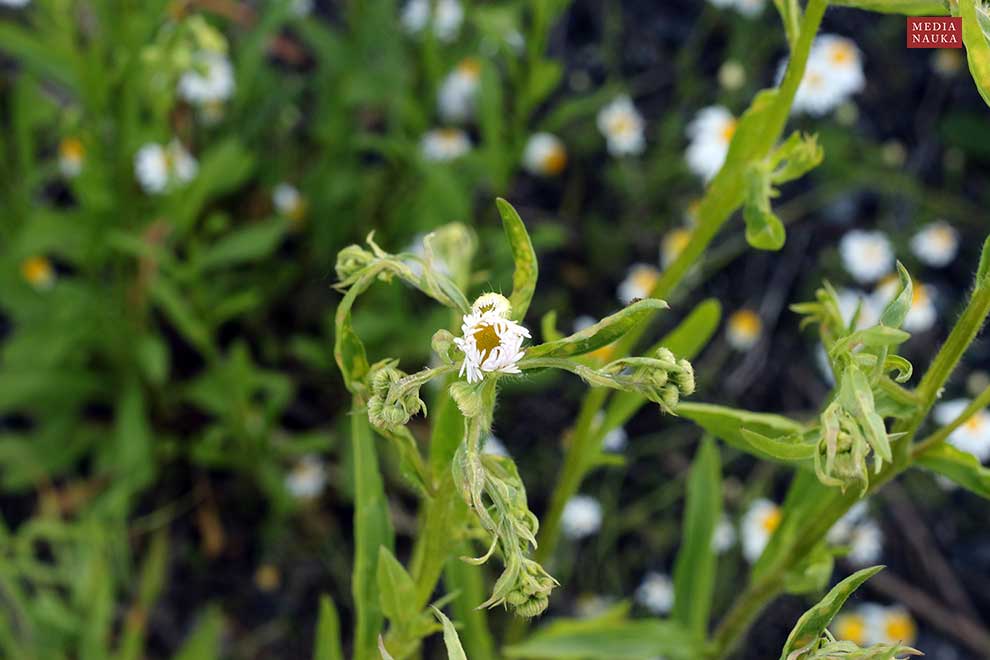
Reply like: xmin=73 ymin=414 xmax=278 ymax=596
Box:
xmin=432 ymin=608 xmax=468 ymax=660
xmin=672 ymin=438 xmax=721 ymax=638
xmin=677 ymin=403 xmax=815 ymax=464
xmin=505 ymin=617 xmax=702 ymax=659
xmin=742 ymin=165 xmax=786 ymax=251
xmin=878 ymin=262 xmax=913 ymax=328
xmin=195 ymin=221 xmax=287 ymax=272
xmin=770 ymin=132 xmax=823 ymax=185
xmin=117 ymin=529 xmax=169 ymax=660
xmin=496 ymin=198 xmax=538 ymax=322
xmin=352 ymin=412 xmax=395 ymax=660
xmin=173 ymin=606 xmax=224 ymax=660
xmin=174 ymin=140 xmax=256 ymax=231
xmin=334 ymin=264 xmax=387 ymax=393
xmin=961 ymin=0 xmax=990 ymax=108
xmin=526 ymin=299 xmax=669 ymax=359
xmin=315 ymin=596 xmax=344 ymax=660
xmin=377 ymin=547 xmax=418 ymax=630
xmin=830 ymin=0 xmax=946 ymax=14
xmin=779 ymin=566 xmax=885 ymax=659
xmin=783 ymin=544 xmax=835 ymax=595
xmin=150 ymin=277 xmax=212 ymax=355
xmin=443 ymin=546 xmax=497 ymax=660
xmin=917 ymin=442 xmax=990 ymax=498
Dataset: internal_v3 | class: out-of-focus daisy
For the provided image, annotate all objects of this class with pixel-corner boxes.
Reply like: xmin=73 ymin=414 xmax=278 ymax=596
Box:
xmin=726 ymin=309 xmax=762 ymax=351
xmin=420 ymin=128 xmax=471 ymax=162
xmin=401 ymin=0 xmax=463 ymax=42
xmin=21 ymin=256 xmax=55 ymax=290
xmin=863 ymin=604 xmax=917 ymax=646
xmin=58 ymin=137 xmax=85 ymax=178
xmin=523 ymin=132 xmax=567 ymax=177
xmin=718 ymin=60 xmax=746 ymax=90
xmin=881 ymin=140 xmax=907 ymax=168
xmin=134 ymin=140 xmax=198 ymax=194
xmin=285 ymin=454 xmax=327 ymax=499
xmin=685 ymin=105 xmax=736 ymax=182
xmin=713 ymin=515 xmax=736 ymax=553
xmin=635 ymin=572 xmax=674 ymax=615
xmin=836 ymin=288 xmax=880 ymax=330
xmin=661 ymin=228 xmax=692 ymax=268
xmin=617 ymin=263 xmax=660 ymax=304
xmin=932 ymin=49 xmax=963 ymax=77
xmin=438 ymin=58 xmax=481 ymax=123
xmin=574 ymin=593 xmax=613 ymax=618
xmin=597 ymin=95 xmax=645 ymax=157
xmin=833 ymin=611 xmax=869 ymax=646
xmin=273 ymin=182 xmax=306 ymax=223
xmin=707 ymin=0 xmax=765 ymax=17
xmin=291 ymin=0 xmax=313 ymax=17
xmin=911 ymin=220 xmax=958 ymax=268
xmin=846 ymin=518 xmax=883 ymax=566
xmin=741 ymin=498 xmax=781 ymax=563
xmin=839 ymin=230 xmax=894 ymax=284
xmin=562 ymin=495 xmax=603 ymax=539
xmin=0 ymin=0 xmax=30 ymax=7
xmin=594 ymin=413 xmax=628 ymax=452
xmin=791 ymin=35 xmax=865 ymax=116
xmin=454 ymin=293 xmax=531 ymax=383
xmin=178 ymin=52 xmax=235 ymax=106
xmin=874 ymin=276 xmax=936 ymax=334
xmin=482 ymin=433 xmax=509 ymax=457
xmin=933 ymin=399 xmax=990 ymax=462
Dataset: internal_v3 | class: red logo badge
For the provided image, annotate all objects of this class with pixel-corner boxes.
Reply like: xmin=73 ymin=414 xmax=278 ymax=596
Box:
xmin=906 ymin=17 xmax=963 ymax=49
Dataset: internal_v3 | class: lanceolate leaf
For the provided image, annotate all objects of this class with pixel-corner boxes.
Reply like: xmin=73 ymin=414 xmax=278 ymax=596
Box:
xmin=917 ymin=442 xmax=990 ymax=499
xmin=432 ymin=607 xmax=469 ymax=660
xmin=677 ymin=403 xmax=815 ymax=464
xmin=504 ymin=617 xmax=702 ymax=659
xmin=496 ymin=198 xmax=538 ymax=322
xmin=526 ymin=299 xmax=669 ymax=359
xmin=315 ymin=596 xmax=344 ymax=660
xmin=960 ymin=0 xmax=990 ymax=108
xmin=377 ymin=547 xmax=418 ymax=631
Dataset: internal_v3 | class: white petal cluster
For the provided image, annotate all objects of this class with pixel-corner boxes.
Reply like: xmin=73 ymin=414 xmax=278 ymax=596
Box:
xmin=835 ymin=604 xmax=917 ymax=647
xmin=708 ymin=0 xmax=765 ymax=17
xmin=285 ymin=454 xmax=327 ymax=499
xmin=827 ymin=502 xmax=883 ymax=567
xmin=713 ymin=515 xmax=736 ymax=553
xmin=617 ymin=263 xmax=660 ymax=304
xmin=685 ymin=106 xmax=737 ymax=182
xmin=791 ymin=35 xmax=865 ymax=116
xmin=273 ymin=182 xmax=306 ymax=222
xmin=561 ymin=495 xmax=602 ymax=539
xmin=635 ymin=572 xmax=674 ymax=615
xmin=726 ymin=309 xmax=762 ymax=351
xmin=839 ymin=230 xmax=894 ymax=284
xmin=454 ymin=293 xmax=530 ymax=384
xmin=482 ymin=434 xmax=509 ymax=457
xmin=401 ymin=0 xmax=463 ymax=42
xmin=741 ymin=498 xmax=781 ymax=563
xmin=420 ymin=128 xmax=471 ymax=161
xmin=134 ymin=140 xmax=198 ymax=194
xmin=597 ymin=95 xmax=645 ymax=157
xmin=292 ymin=0 xmax=313 ymax=16
xmin=178 ymin=52 xmax=235 ymax=105
xmin=523 ymin=132 xmax=568 ymax=177
xmin=594 ymin=412 xmax=628 ymax=452
xmin=911 ymin=220 xmax=958 ymax=267
xmin=934 ymin=399 xmax=990 ymax=462
xmin=438 ymin=59 xmax=481 ymax=122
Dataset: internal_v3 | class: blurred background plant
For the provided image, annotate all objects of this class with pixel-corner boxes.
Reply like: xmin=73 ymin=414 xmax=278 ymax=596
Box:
xmin=1 ymin=0 xmax=989 ymax=658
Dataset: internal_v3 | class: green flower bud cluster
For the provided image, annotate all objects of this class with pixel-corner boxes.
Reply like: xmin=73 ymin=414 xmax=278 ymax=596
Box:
xmin=645 ymin=347 xmax=696 ymax=412
xmin=501 ymin=558 xmax=558 ymax=618
xmin=366 ymin=361 xmax=426 ymax=432
xmin=335 ymin=244 xmax=376 ymax=283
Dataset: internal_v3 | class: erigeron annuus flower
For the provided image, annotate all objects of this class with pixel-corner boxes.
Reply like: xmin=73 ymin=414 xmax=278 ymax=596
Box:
xmin=453 ymin=293 xmax=531 ymax=384
xmin=790 ymin=34 xmax=865 ymax=116
xmin=561 ymin=494 xmax=602 ymax=539
xmin=635 ymin=572 xmax=674 ymax=615
xmin=685 ymin=105 xmax=736 ymax=182
xmin=618 ymin=263 xmax=660 ymax=304
xmin=833 ymin=611 xmax=869 ymax=646
xmin=713 ymin=515 xmax=736 ymax=553
xmin=910 ymin=220 xmax=958 ymax=267
xmin=597 ymin=95 xmax=646 ymax=157
xmin=400 ymin=0 xmax=463 ymax=42
xmin=273 ymin=182 xmax=306 ymax=223
xmin=285 ymin=454 xmax=327 ymax=499
xmin=661 ymin=228 xmax=691 ymax=269
xmin=58 ymin=137 xmax=85 ymax=178
xmin=741 ymin=498 xmax=781 ymax=563
xmin=420 ymin=128 xmax=471 ymax=162
xmin=726 ymin=309 xmax=762 ymax=351
xmin=934 ymin=399 xmax=990 ymax=462
xmin=178 ymin=52 xmax=235 ymax=105
xmin=862 ymin=604 xmax=917 ymax=646
xmin=839 ymin=230 xmax=894 ymax=284
xmin=438 ymin=58 xmax=481 ymax=123
xmin=21 ymin=256 xmax=55 ymax=290
xmin=593 ymin=412 xmax=628 ymax=452
xmin=134 ymin=140 xmax=198 ymax=194
xmin=522 ymin=132 xmax=567 ymax=177
xmin=874 ymin=275 xmax=935 ymax=333
xmin=846 ymin=518 xmax=883 ymax=566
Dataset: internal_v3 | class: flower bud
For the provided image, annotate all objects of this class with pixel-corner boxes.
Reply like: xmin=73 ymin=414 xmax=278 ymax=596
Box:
xmin=449 ymin=380 xmax=485 ymax=419
xmin=432 ymin=329 xmax=458 ymax=364
xmin=366 ymin=362 xmax=425 ymax=431
xmin=335 ymin=244 xmax=375 ymax=282
xmin=675 ymin=359 xmax=695 ymax=395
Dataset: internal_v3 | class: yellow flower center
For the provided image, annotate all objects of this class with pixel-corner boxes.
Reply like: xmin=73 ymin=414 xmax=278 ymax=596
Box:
xmin=807 ymin=71 xmax=825 ymax=89
xmin=663 ymin=229 xmax=692 ymax=265
xmin=631 ymin=267 xmax=659 ymax=294
xmin=439 ymin=128 xmax=462 ymax=143
xmin=21 ymin=256 xmax=54 ymax=287
xmin=830 ymin=43 xmax=853 ymax=66
xmin=912 ymin=285 xmax=927 ymax=307
xmin=729 ymin=309 xmax=762 ymax=339
xmin=761 ymin=508 xmax=782 ymax=534
xmin=885 ymin=613 xmax=916 ymax=643
xmin=609 ymin=114 xmax=635 ymax=137
xmin=721 ymin=119 xmax=737 ymax=143
xmin=473 ymin=323 xmax=502 ymax=362
xmin=589 ymin=343 xmax=615 ymax=363
xmin=60 ymin=137 xmax=84 ymax=162
xmin=458 ymin=58 xmax=482 ymax=78
xmin=542 ymin=145 xmax=567 ymax=175
xmin=834 ymin=615 xmax=867 ymax=645
xmin=966 ymin=414 xmax=985 ymax=432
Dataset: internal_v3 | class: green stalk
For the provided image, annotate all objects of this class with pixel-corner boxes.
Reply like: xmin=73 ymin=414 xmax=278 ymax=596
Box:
xmin=914 ymin=384 xmax=990 ymax=457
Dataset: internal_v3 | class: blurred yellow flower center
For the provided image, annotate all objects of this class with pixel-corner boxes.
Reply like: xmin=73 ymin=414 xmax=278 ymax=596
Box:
xmin=631 ymin=267 xmax=659 ymax=293
xmin=21 ymin=256 xmax=54 ymax=287
xmin=761 ymin=508 xmax=781 ymax=533
xmin=835 ymin=615 xmax=866 ymax=645
xmin=439 ymin=128 xmax=462 ymax=142
xmin=830 ymin=44 xmax=853 ymax=66
xmin=885 ymin=613 xmax=916 ymax=643
xmin=60 ymin=137 xmax=84 ymax=161
xmin=912 ymin=285 xmax=927 ymax=306
xmin=721 ymin=119 xmax=737 ymax=142
xmin=543 ymin=146 xmax=567 ymax=175
xmin=807 ymin=71 xmax=825 ymax=89
xmin=609 ymin=114 xmax=635 ymax=136
xmin=966 ymin=415 xmax=985 ymax=431
xmin=663 ymin=229 xmax=692 ymax=265
xmin=729 ymin=310 xmax=761 ymax=338
xmin=458 ymin=58 xmax=481 ymax=77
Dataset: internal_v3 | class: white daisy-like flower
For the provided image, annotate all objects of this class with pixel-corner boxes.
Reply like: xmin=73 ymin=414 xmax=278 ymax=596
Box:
xmin=58 ymin=137 xmax=84 ymax=178
xmin=285 ymin=454 xmax=327 ymax=499
xmin=833 ymin=611 xmax=870 ymax=646
xmin=523 ymin=132 xmax=568 ymax=177
xmin=438 ymin=58 xmax=481 ymax=123
xmin=453 ymin=293 xmax=531 ymax=384
xmin=846 ymin=518 xmax=884 ymax=566
xmin=594 ymin=413 xmax=627 ymax=452
xmin=910 ymin=220 xmax=958 ymax=268
xmin=273 ymin=182 xmax=306 ymax=222
xmin=482 ymin=434 xmax=509 ymax=457
xmin=790 ymin=35 xmax=865 ymax=116
xmin=134 ymin=140 xmax=198 ymax=194
xmin=862 ymin=604 xmax=917 ymax=646
xmin=836 ymin=287 xmax=881 ymax=330
xmin=561 ymin=495 xmax=603 ymax=539
xmin=827 ymin=501 xmax=868 ymax=543
xmin=597 ymin=95 xmax=646 ymax=157
xmin=874 ymin=275 xmax=936 ymax=334
xmin=741 ymin=498 xmax=781 ymax=563
xmin=933 ymin=399 xmax=990 ymax=462
xmin=420 ymin=128 xmax=471 ymax=162
xmin=21 ymin=256 xmax=55 ymax=290
xmin=617 ymin=263 xmax=660 ymax=304
xmin=661 ymin=228 xmax=692 ymax=269
xmin=685 ymin=106 xmax=737 ymax=183
xmin=839 ymin=230 xmax=894 ymax=284
xmin=400 ymin=0 xmax=463 ymax=42
xmin=178 ymin=52 xmax=235 ymax=105
xmin=713 ymin=514 xmax=736 ymax=553
xmin=635 ymin=572 xmax=674 ymax=615
xmin=726 ymin=309 xmax=762 ymax=351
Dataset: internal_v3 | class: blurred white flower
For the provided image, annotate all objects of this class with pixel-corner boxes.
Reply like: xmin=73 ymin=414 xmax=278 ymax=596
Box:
xmin=21 ymin=256 xmax=55 ymax=291
xmin=911 ymin=220 xmax=958 ymax=267
xmin=741 ymin=498 xmax=781 ymax=563
xmin=661 ymin=228 xmax=692 ymax=268
xmin=686 ymin=105 xmax=736 ymax=182
xmin=58 ymin=137 xmax=84 ymax=178
xmin=726 ymin=309 xmax=762 ymax=351
xmin=401 ymin=0 xmax=463 ymax=42
xmin=134 ymin=140 xmax=198 ymax=194
xmin=713 ymin=515 xmax=736 ymax=553
xmin=836 ymin=287 xmax=881 ymax=330
xmin=862 ymin=604 xmax=917 ymax=646
xmin=597 ymin=95 xmax=645 ymax=157
xmin=286 ymin=454 xmax=327 ymax=499
xmin=847 ymin=518 xmax=884 ymax=566
xmin=833 ymin=611 xmax=869 ymax=646
xmin=594 ymin=413 xmax=628 ymax=452
xmin=574 ymin=315 xmax=597 ymax=332
xmin=635 ymin=572 xmax=674 ymax=614
xmin=839 ymin=230 xmax=894 ymax=284
xmin=438 ymin=58 xmax=481 ymax=122
xmin=707 ymin=0 xmax=765 ymax=17
xmin=874 ymin=276 xmax=936 ymax=334
xmin=178 ymin=52 xmax=235 ymax=105
xmin=273 ymin=182 xmax=306 ymax=222
xmin=718 ymin=60 xmax=746 ymax=90
xmin=617 ymin=263 xmax=660 ymax=304
xmin=574 ymin=593 xmax=613 ymax=618
xmin=562 ymin=495 xmax=603 ymax=539
xmin=932 ymin=49 xmax=963 ymax=77
xmin=523 ymin=132 xmax=568 ymax=177
xmin=454 ymin=294 xmax=530 ymax=383
xmin=934 ymin=399 xmax=990 ymax=462
xmin=420 ymin=128 xmax=471 ymax=161
xmin=791 ymin=35 xmax=865 ymax=116
xmin=0 ymin=0 xmax=30 ymax=7
xmin=292 ymin=0 xmax=313 ymax=16
xmin=482 ymin=434 xmax=509 ymax=457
